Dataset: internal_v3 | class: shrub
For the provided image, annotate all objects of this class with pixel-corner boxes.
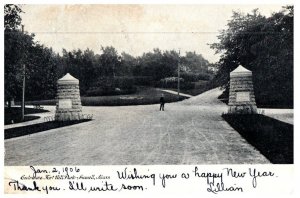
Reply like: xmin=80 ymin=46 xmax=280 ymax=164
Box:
xmin=115 ymin=76 xmax=135 ymax=90
xmin=157 ymin=77 xmax=184 ymax=88
xmin=86 ymin=76 xmax=137 ymax=96
xmin=133 ymin=76 xmax=154 ymax=86
xmin=181 ymin=82 xmax=195 ymax=89
xmin=156 ymin=77 xmax=195 ymax=90
xmin=197 ymin=73 xmax=212 ymax=81
xmin=181 ymin=72 xmax=198 ymax=82
xmin=180 ymin=72 xmax=212 ymax=82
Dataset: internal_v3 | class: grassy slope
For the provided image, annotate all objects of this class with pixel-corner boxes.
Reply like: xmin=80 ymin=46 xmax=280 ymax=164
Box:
xmin=167 ymin=80 xmax=211 ymax=96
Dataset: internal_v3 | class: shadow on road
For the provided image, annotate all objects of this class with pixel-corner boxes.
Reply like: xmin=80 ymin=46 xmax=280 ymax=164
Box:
xmin=5 ymin=119 xmax=92 ymax=140
xmin=223 ymin=114 xmax=293 ymax=164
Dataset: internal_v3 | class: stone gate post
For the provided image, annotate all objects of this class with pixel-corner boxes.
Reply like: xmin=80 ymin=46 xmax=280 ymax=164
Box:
xmin=228 ymin=65 xmax=257 ymax=114
xmin=55 ymin=73 xmax=82 ymax=121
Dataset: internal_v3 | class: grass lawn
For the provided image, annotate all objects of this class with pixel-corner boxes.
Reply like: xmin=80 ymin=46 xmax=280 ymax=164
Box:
xmin=26 ymin=86 xmax=188 ymax=106
xmin=5 ymin=119 xmax=91 ymax=139
xmin=222 ymin=114 xmax=293 ymax=164
xmin=5 ymin=107 xmax=49 ymax=125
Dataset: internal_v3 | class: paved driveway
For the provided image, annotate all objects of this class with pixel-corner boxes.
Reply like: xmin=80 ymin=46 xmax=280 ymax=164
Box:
xmin=5 ymin=88 xmax=269 ymax=165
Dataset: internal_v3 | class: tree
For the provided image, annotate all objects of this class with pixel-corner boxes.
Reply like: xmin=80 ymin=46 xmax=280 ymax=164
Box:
xmin=82 ymin=49 xmax=97 ymax=89
xmin=98 ymin=46 xmax=121 ymax=89
xmin=99 ymin=46 xmax=121 ymax=77
xmin=120 ymin=52 xmax=136 ymax=77
xmin=136 ymin=48 xmax=174 ymax=81
xmin=4 ymin=4 xmax=23 ymax=30
xmin=4 ymin=4 xmax=34 ymax=104
xmin=161 ymin=50 xmax=180 ymax=78
xmin=210 ymin=6 xmax=293 ymax=107
xmin=182 ymin=51 xmax=209 ymax=73
xmin=5 ymin=4 xmax=62 ymax=102
xmin=25 ymin=45 xmax=60 ymax=100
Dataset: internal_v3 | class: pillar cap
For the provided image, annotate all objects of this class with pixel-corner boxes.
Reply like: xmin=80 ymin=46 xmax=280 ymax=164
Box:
xmin=57 ymin=73 xmax=79 ymax=85
xmin=230 ymin=65 xmax=252 ymax=77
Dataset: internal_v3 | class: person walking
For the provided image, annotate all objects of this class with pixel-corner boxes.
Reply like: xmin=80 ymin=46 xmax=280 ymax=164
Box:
xmin=160 ymin=94 xmax=165 ymax=111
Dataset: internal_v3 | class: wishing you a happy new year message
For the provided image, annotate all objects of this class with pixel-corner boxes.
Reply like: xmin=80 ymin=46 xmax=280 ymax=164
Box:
xmin=4 ymin=165 xmax=283 ymax=195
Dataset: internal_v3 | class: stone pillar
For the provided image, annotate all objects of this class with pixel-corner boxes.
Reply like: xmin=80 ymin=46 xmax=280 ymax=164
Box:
xmin=228 ymin=65 xmax=257 ymax=114
xmin=55 ymin=73 xmax=82 ymax=121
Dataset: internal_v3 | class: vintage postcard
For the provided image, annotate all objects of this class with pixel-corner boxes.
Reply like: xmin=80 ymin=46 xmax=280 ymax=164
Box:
xmin=2 ymin=1 xmax=297 ymax=197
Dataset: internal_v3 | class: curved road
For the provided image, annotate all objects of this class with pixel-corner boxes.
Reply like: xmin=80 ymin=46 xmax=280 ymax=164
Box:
xmin=5 ymin=88 xmax=269 ymax=165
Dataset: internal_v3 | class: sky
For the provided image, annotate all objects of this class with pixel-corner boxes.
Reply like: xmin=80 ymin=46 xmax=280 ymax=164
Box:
xmin=21 ymin=4 xmax=285 ymax=63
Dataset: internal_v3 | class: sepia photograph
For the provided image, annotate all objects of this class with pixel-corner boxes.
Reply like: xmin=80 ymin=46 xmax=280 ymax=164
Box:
xmin=4 ymin=3 xmax=293 ymax=167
